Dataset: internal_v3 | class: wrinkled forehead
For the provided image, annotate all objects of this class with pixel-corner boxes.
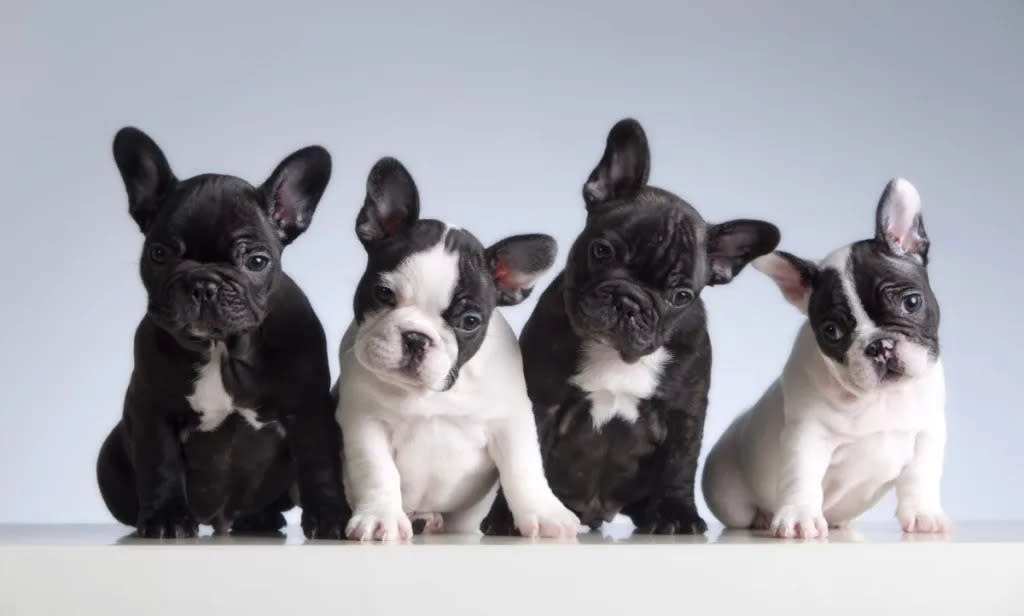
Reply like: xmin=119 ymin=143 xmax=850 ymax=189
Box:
xmin=157 ymin=175 xmax=274 ymax=245
xmin=374 ymin=221 xmax=492 ymax=313
xmin=847 ymin=240 xmax=930 ymax=290
xmin=591 ymin=194 xmax=708 ymax=282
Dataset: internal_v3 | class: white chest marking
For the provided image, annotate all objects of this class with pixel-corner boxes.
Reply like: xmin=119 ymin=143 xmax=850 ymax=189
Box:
xmin=186 ymin=343 xmax=264 ymax=432
xmin=570 ymin=342 xmax=670 ymax=429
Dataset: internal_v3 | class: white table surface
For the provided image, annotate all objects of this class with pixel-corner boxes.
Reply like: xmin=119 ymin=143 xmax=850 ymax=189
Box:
xmin=2 ymin=522 xmax=1022 ymax=615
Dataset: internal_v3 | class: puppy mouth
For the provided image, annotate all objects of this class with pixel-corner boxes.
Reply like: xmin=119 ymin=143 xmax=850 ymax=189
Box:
xmin=567 ymin=295 xmax=659 ymax=360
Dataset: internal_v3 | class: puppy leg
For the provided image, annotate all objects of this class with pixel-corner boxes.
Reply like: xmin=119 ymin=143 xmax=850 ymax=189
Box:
xmin=770 ymin=421 xmax=834 ymax=539
xmin=896 ymin=428 xmax=950 ymax=533
xmin=342 ymin=414 xmax=412 ymax=542
xmin=446 ymin=483 xmax=498 ymax=535
xmin=487 ymin=409 xmax=580 ymax=539
xmin=701 ymin=433 xmax=758 ymax=529
xmin=479 ymin=488 xmax=519 ymax=536
xmin=96 ymin=423 xmax=137 ymax=527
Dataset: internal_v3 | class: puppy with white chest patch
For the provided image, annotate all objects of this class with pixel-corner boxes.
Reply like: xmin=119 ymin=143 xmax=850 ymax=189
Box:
xmin=702 ymin=178 xmax=949 ymax=538
xmin=481 ymin=119 xmax=780 ymax=535
xmin=336 ymin=157 xmax=580 ymax=541
xmin=96 ymin=128 xmax=350 ymax=539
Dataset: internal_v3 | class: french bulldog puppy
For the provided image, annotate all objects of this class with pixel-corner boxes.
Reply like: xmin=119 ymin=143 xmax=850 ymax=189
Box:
xmin=335 ymin=157 xmax=580 ymax=541
xmin=96 ymin=128 xmax=349 ymax=539
xmin=702 ymin=178 xmax=949 ymax=538
xmin=481 ymin=119 xmax=780 ymax=535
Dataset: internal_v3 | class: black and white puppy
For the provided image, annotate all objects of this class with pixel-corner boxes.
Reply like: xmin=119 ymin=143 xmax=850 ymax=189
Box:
xmin=481 ymin=119 xmax=780 ymax=535
xmin=96 ymin=128 xmax=349 ymax=539
xmin=335 ymin=158 xmax=579 ymax=540
xmin=702 ymin=178 xmax=948 ymax=538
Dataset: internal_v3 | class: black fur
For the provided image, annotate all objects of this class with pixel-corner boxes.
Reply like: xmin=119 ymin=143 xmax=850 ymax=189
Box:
xmin=96 ymin=127 xmax=349 ymax=539
xmin=482 ymin=119 xmax=779 ymax=535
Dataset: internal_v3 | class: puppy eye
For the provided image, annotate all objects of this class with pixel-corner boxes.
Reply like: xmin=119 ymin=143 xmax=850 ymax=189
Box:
xmin=458 ymin=312 xmax=483 ymax=332
xmin=902 ymin=293 xmax=923 ymax=313
xmin=245 ymin=254 xmax=270 ymax=271
xmin=590 ymin=239 xmax=614 ymax=262
xmin=374 ymin=284 xmax=396 ymax=306
xmin=669 ymin=288 xmax=695 ymax=307
xmin=149 ymin=245 xmax=168 ymax=264
xmin=821 ymin=321 xmax=843 ymax=343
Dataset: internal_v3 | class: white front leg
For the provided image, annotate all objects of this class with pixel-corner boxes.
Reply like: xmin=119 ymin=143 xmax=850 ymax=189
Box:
xmin=487 ymin=408 xmax=580 ymax=538
xmin=771 ymin=421 xmax=834 ymax=539
xmin=895 ymin=427 xmax=950 ymax=533
xmin=341 ymin=413 xmax=412 ymax=541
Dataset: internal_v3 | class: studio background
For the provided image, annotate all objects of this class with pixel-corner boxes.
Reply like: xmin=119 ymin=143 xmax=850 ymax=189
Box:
xmin=2 ymin=0 xmax=1021 ymax=525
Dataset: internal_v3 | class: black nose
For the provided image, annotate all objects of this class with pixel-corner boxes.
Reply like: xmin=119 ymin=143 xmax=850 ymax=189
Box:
xmin=402 ymin=331 xmax=431 ymax=355
xmin=190 ymin=279 xmax=219 ymax=303
xmin=865 ymin=338 xmax=896 ymax=359
xmin=614 ymin=295 xmax=641 ymax=319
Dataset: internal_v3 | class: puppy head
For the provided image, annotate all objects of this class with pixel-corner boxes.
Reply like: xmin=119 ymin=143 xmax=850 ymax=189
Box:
xmin=755 ymin=178 xmax=940 ymax=392
xmin=351 ymin=157 xmax=556 ymax=392
xmin=565 ymin=119 xmax=779 ymax=361
xmin=113 ymin=127 xmax=331 ymax=349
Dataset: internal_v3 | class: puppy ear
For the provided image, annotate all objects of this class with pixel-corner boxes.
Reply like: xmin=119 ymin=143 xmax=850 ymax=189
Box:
xmin=875 ymin=177 xmax=929 ymax=264
xmin=356 ymin=157 xmax=420 ymax=247
xmin=705 ymin=220 xmax=781 ymax=285
xmin=582 ymin=119 xmax=650 ymax=211
xmin=485 ymin=234 xmax=557 ymax=306
xmin=753 ymin=251 xmax=818 ymax=314
xmin=259 ymin=145 xmax=332 ymax=246
xmin=112 ymin=127 xmax=177 ymax=234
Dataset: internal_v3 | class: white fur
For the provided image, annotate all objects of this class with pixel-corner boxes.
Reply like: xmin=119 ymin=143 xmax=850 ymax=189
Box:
xmin=703 ymin=249 xmax=948 ymax=538
xmin=185 ymin=342 xmax=265 ymax=432
xmin=570 ymin=342 xmax=670 ymax=429
xmin=354 ymin=241 xmax=461 ymax=391
xmin=337 ymin=238 xmax=579 ymax=541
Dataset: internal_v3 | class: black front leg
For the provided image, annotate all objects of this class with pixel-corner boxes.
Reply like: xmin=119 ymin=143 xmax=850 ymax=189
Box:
xmin=633 ymin=396 xmax=709 ymax=535
xmin=288 ymin=392 xmax=350 ymax=540
xmin=127 ymin=412 xmax=198 ymax=539
xmin=480 ymin=488 xmax=519 ymax=536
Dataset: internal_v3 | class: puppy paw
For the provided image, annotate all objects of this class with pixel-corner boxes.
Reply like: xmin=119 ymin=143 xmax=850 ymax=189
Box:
xmin=512 ymin=499 xmax=580 ymax=539
xmin=410 ymin=512 xmax=444 ymax=535
xmin=346 ymin=506 xmax=413 ymax=542
xmin=137 ymin=505 xmax=198 ymax=539
xmin=480 ymin=503 xmax=519 ymax=536
xmin=771 ymin=504 xmax=828 ymax=539
xmin=636 ymin=499 xmax=708 ymax=535
xmin=898 ymin=507 xmax=951 ymax=534
xmin=301 ymin=500 xmax=351 ymax=540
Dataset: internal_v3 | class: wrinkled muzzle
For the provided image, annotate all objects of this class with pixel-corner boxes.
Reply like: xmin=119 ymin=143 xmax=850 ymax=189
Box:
xmin=147 ymin=266 xmax=263 ymax=342
xmin=567 ymin=281 xmax=660 ymax=360
xmin=353 ymin=307 xmax=458 ymax=392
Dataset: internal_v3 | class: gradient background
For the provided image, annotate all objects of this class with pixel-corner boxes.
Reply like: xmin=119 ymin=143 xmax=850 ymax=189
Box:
xmin=2 ymin=0 xmax=1021 ymax=525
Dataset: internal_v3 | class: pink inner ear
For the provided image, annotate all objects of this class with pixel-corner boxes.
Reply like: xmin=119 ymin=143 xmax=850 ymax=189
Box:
xmin=493 ymin=261 xmax=514 ymax=290
xmin=382 ymin=214 xmax=402 ymax=237
xmin=273 ymin=185 xmax=298 ymax=227
xmin=777 ymin=277 xmax=808 ymax=305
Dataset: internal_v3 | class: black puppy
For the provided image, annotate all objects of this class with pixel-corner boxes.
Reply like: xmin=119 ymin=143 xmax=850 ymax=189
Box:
xmin=482 ymin=119 xmax=779 ymax=535
xmin=96 ymin=128 xmax=349 ymax=539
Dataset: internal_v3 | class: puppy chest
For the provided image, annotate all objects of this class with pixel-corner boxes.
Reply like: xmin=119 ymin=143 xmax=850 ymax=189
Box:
xmin=570 ymin=343 xmax=670 ymax=428
xmin=826 ymin=431 xmax=916 ymax=488
xmin=186 ymin=343 xmax=272 ymax=433
xmin=390 ymin=417 xmax=496 ymax=512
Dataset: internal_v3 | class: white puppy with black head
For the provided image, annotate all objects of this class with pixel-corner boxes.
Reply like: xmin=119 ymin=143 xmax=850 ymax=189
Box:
xmin=335 ymin=157 xmax=580 ymax=541
xmin=702 ymin=178 xmax=949 ymax=538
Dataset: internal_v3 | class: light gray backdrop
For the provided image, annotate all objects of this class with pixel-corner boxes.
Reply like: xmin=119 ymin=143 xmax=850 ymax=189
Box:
xmin=2 ymin=0 xmax=1021 ymax=524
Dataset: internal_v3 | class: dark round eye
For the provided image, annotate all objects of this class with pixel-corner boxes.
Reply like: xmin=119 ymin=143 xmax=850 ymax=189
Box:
xmin=590 ymin=240 xmax=613 ymax=262
xmin=374 ymin=284 xmax=396 ymax=306
xmin=459 ymin=312 xmax=483 ymax=332
xmin=245 ymin=254 xmax=270 ymax=271
xmin=902 ymin=293 xmax=923 ymax=313
xmin=821 ymin=321 xmax=843 ymax=343
xmin=149 ymin=245 xmax=168 ymax=264
xmin=670 ymin=288 xmax=695 ymax=307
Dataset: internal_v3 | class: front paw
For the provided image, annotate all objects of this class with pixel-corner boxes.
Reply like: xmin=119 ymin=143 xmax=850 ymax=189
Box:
xmin=512 ymin=498 xmax=580 ymax=539
xmin=897 ymin=507 xmax=951 ymax=534
xmin=346 ymin=505 xmax=413 ymax=542
xmin=137 ymin=505 xmax=198 ymax=539
xmin=771 ymin=504 xmax=828 ymax=539
xmin=637 ymin=499 xmax=708 ymax=535
xmin=301 ymin=500 xmax=351 ymax=540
